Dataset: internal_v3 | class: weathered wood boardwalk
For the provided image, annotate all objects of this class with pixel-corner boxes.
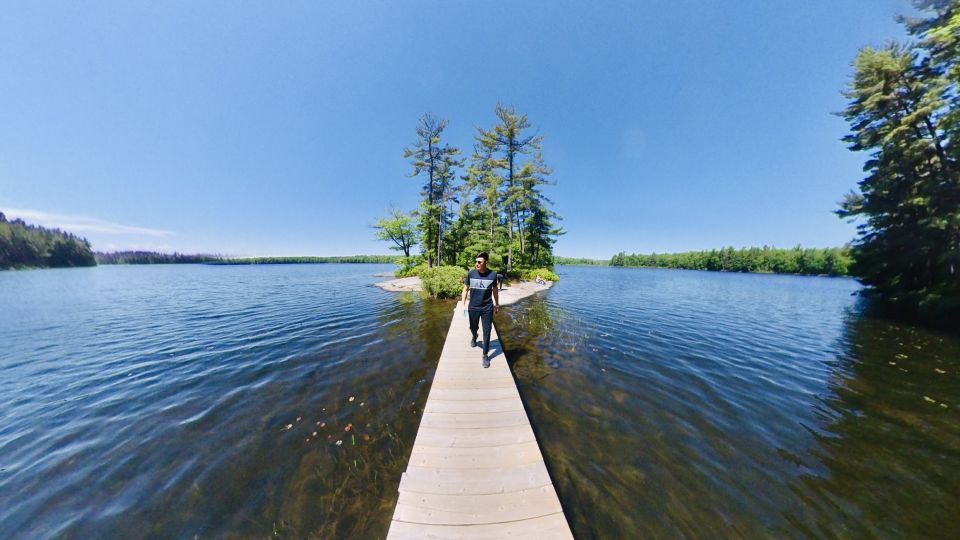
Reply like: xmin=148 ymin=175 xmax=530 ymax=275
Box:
xmin=387 ymin=304 xmax=573 ymax=539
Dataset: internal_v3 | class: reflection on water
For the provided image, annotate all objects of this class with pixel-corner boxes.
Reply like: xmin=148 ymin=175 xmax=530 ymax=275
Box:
xmin=785 ymin=311 xmax=960 ymax=538
xmin=0 ymin=265 xmax=452 ymax=539
xmin=497 ymin=267 xmax=960 ymax=539
xmin=2 ymin=264 xmax=958 ymax=538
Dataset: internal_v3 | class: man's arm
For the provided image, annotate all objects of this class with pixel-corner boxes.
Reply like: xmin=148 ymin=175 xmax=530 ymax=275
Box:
xmin=461 ymin=284 xmax=469 ymax=305
xmin=492 ymin=284 xmax=500 ymax=312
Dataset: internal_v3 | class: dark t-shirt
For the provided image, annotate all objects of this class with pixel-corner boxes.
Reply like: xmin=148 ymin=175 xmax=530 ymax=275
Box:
xmin=464 ymin=268 xmax=497 ymax=311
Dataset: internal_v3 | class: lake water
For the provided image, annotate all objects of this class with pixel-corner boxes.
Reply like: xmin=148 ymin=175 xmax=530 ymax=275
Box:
xmin=1 ymin=264 xmax=958 ymax=538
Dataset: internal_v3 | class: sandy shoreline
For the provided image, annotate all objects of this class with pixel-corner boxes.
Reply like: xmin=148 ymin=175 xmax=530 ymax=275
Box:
xmin=374 ymin=274 xmax=553 ymax=306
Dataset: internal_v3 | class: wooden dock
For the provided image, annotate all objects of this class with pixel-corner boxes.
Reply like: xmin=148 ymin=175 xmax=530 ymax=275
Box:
xmin=386 ymin=303 xmax=573 ymax=539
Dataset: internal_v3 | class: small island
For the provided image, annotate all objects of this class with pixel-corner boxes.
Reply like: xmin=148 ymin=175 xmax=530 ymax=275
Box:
xmin=375 ymin=273 xmax=553 ymax=306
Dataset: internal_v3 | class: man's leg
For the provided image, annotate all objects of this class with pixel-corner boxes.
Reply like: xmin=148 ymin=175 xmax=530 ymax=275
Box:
xmin=480 ymin=309 xmax=493 ymax=355
xmin=468 ymin=310 xmax=481 ymax=344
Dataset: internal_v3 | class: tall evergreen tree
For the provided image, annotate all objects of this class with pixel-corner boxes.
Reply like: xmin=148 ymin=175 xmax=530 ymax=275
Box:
xmin=838 ymin=2 xmax=960 ymax=321
xmin=516 ymin=152 xmax=560 ymax=266
xmin=903 ymin=1 xmax=960 ymax=282
xmin=465 ymin=141 xmax=503 ymax=252
xmin=434 ymin=157 xmax=459 ymax=265
xmin=475 ymin=104 xmax=544 ymax=270
xmin=403 ymin=113 xmax=461 ymax=267
xmin=443 ymin=180 xmax=486 ymax=267
xmin=525 ymin=200 xmax=564 ymax=267
xmin=388 ymin=106 xmax=562 ymax=275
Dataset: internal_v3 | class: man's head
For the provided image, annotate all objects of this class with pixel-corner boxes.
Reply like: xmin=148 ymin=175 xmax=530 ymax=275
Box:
xmin=475 ymin=252 xmax=489 ymax=270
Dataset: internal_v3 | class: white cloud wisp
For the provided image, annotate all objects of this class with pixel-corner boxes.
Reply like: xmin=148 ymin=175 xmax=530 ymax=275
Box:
xmin=2 ymin=208 xmax=174 ymax=237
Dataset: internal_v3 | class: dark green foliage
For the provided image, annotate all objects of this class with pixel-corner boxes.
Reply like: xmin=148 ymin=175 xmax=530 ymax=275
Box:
xmin=611 ymin=246 xmax=852 ymax=276
xmin=385 ymin=106 xmax=563 ymax=295
xmin=372 ymin=208 xmax=419 ymax=259
xmin=402 ymin=113 xmax=462 ymax=268
xmin=519 ymin=268 xmax=559 ymax=282
xmin=838 ymin=1 xmax=960 ymax=324
xmin=0 ymin=212 xmax=96 ymax=269
xmin=471 ymin=105 xmax=562 ymax=270
xmin=394 ymin=263 xmax=426 ymax=278
xmin=419 ymin=265 xmax=467 ymax=298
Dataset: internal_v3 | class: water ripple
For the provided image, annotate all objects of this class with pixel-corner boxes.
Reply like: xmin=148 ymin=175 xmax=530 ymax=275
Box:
xmin=500 ymin=266 xmax=960 ymax=539
xmin=0 ymin=264 xmax=446 ymax=538
xmin=4 ymin=265 xmax=959 ymax=538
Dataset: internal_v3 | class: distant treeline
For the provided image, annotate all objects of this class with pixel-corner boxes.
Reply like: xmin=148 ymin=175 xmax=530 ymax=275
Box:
xmin=97 ymin=252 xmax=399 ymax=265
xmin=554 ymin=256 xmax=609 ymax=266
xmin=96 ymin=251 xmax=223 ymax=265
xmin=610 ymin=246 xmax=851 ymax=276
xmin=0 ymin=212 xmax=96 ymax=269
xmin=209 ymin=255 xmax=399 ymax=265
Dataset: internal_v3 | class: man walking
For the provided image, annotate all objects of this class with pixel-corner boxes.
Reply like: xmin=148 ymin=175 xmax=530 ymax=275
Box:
xmin=460 ymin=252 xmax=500 ymax=368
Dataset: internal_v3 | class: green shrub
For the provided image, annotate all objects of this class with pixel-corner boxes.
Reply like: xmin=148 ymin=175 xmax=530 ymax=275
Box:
xmin=520 ymin=268 xmax=560 ymax=282
xmin=395 ymin=263 xmax=427 ymax=278
xmin=503 ymin=269 xmax=523 ymax=281
xmin=420 ymin=265 xmax=468 ymax=298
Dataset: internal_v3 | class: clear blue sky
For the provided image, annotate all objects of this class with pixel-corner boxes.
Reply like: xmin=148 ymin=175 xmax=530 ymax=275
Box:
xmin=0 ymin=1 xmax=914 ymax=259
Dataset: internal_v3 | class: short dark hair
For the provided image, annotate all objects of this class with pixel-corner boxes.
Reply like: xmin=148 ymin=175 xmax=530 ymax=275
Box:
xmin=476 ymin=252 xmax=489 ymax=262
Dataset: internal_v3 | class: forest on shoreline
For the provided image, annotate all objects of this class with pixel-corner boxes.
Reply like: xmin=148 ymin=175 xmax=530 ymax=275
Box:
xmin=84 ymin=248 xmax=855 ymax=278
xmin=0 ymin=212 xmax=95 ymax=269
xmin=610 ymin=246 xmax=851 ymax=276
xmin=96 ymin=253 xmax=397 ymax=265
xmin=95 ymin=251 xmax=222 ymax=265
xmin=0 ymin=215 xmax=851 ymax=279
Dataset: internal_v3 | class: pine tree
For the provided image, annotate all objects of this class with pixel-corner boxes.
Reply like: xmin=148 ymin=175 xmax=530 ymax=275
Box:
xmin=838 ymin=32 xmax=958 ymax=317
xmin=390 ymin=107 xmax=562 ymax=276
xmin=516 ymin=152 xmax=559 ymax=266
xmin=475 ymin=105 xmax=544 ymax=270
xmin=465 ymin=141 xmax=503 ymax=253
xmin=403 ymin=113 xmax=461 ymax=267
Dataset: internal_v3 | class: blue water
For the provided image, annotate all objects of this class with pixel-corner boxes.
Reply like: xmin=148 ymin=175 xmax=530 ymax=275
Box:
xmin=2 ymin=264 xmax=958 ymax=539
xmin=0 ymin=264 xmax=448 ymax=538
xmin=498 ymin=266 xmax=960 ymax=538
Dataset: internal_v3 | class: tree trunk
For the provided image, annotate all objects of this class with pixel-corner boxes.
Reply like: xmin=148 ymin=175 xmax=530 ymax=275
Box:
xmin=507 ymin=208 xmax=513 ymax=267
xmin=923 ymin=116 xmax=950 ymax=175
xmin=507 ymin=145 xmax=514 ymax=271
xmin=489 ymin=206 xmax=495 ymax=244
xmin=427 ymin=140 xmax=435 ymax=268
xmin=437 ymin=203 xmax=443 ymax=265
xmin=517 ymin=206 xmax=525 ymax=258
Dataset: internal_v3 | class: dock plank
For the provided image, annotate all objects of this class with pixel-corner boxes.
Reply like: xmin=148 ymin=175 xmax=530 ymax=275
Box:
xmin=394 ymin=486 xmax=563 ymax=525
xmin=423 ymin=398 xmax=525 ymax=414
xmin=426 ymin=387 xmax=520 ymax=401
xmin=388 ymin=513 xmax=573 ymax=540
xmin=399 ymin=461 xmax=553 ymax=495
xmin=419 ymin=411 xmax=531 ymax=429
xmin=387 ymin=303 xmax=572 ymax=538
xmin=407 ymin=441 xmax=544 ymax=469
xmin=412 ymin=424 xmax=537 ymax=448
